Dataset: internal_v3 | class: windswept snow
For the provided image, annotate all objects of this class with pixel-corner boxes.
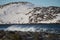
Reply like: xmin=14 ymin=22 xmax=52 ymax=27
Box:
xmin=0 ymin=2 xmax=60 ymax=24
xmin=0 ymin=2 xmax=34 ymax=24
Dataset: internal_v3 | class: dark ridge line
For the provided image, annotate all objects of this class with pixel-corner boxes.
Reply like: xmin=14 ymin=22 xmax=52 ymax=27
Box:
xmin=0 ymin=23 xmax=60 ymax=25
xmin=0 ymin=1 xmax=33 ymax=8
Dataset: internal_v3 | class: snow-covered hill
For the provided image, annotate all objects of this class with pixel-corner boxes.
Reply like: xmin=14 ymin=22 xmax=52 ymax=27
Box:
xmin=0 ymin=2 xmax=60 ymax=24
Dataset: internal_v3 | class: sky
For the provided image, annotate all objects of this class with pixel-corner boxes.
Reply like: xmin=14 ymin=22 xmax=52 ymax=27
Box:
xmin=0 ymin=0 xmax=60 ymax=7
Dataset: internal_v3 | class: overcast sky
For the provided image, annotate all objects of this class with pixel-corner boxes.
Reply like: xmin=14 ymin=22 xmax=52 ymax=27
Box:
xmin=0 ymin=0 xmax=60 ymax=7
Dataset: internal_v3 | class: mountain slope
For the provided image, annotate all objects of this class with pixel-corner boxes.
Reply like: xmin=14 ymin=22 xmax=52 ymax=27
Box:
xmin=0 ymin=2 xmax=34 ymax=24
xmin=0 ymin=2 xmax=60 ymax=24
xmin=29 ymin=6 xmax=60 ymax=23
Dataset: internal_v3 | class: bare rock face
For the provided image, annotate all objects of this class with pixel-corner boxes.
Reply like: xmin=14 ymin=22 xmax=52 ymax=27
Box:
xmin=0 ymin=2 xmax=60 ymax=24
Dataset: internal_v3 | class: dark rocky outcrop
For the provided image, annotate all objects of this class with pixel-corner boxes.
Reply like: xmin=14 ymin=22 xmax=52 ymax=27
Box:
xmin=29 ymin=6 xmax=60 ymax=23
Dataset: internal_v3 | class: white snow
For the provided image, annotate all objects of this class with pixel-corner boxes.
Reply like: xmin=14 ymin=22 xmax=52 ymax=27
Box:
xmin=0 ymin=3 xmax=34 ymax=24
xmin=0 ymin=2 xmax=60 ymax=24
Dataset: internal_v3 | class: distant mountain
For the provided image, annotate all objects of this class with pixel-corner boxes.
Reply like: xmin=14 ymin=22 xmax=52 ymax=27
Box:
xmin=0 ymin=2 xmax=60 ymax=24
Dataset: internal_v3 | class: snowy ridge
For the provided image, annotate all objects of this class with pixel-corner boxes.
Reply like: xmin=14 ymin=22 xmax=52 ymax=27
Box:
xmin=0 ymin=2 xmax=34 ymax=24
xmin=0 ymin=2 xmax=60 ymax=24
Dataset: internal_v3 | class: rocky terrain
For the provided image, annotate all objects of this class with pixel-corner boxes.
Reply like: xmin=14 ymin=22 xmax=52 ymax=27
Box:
xmin=29 ymin=6 xmax=60 ymax=23
xmin=0 ymin=2 xmax=60 ymax=24
xmin=0 ymin=30 xmax=60 ymax=40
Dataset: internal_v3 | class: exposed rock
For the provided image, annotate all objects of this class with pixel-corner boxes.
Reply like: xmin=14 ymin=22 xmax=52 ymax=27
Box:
xmin=0 ymin=2 xmax=60 ymax=24
xmin=29 ymin=7 xmax=60 ymax=23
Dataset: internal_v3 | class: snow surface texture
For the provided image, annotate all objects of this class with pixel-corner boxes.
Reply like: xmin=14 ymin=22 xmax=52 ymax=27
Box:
xmin=0 ymin=2 xmax=60 ymax=24
xmin=4 ymin=25 xmax=60 ymax=34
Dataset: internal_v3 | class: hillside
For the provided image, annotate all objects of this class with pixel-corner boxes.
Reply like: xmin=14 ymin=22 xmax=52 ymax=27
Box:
xmin=0 ymin=2 xmax=60 ymax=24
